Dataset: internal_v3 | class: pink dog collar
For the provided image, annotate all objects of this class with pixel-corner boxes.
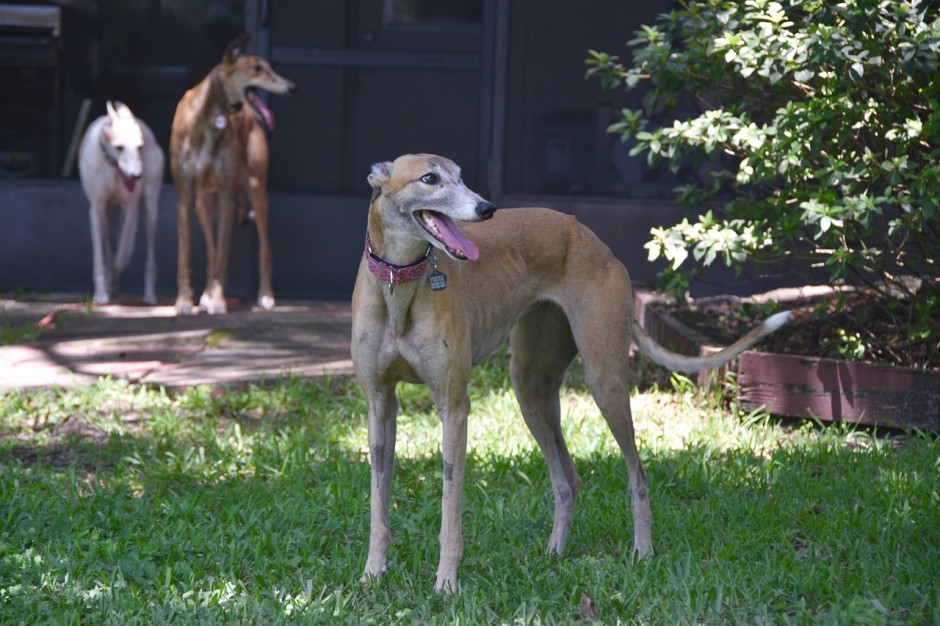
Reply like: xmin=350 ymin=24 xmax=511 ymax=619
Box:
xmin=365 ymin=232 xmax=431 ymax=286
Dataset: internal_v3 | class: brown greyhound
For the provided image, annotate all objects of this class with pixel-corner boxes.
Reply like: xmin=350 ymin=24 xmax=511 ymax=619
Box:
xmin=170 ymin=34 xmax=295 ymax=314
xmin=351 ymin=153 xmax=790 ymax=593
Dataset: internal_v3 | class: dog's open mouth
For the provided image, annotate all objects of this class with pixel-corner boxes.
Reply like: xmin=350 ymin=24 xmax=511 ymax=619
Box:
xmin=415 ymin=210 xmax=480 ymax=261
xmin=245 ymin=87 xmax=276 ymax=131
xmin=119 ymin=171 xmax=137 ymax=193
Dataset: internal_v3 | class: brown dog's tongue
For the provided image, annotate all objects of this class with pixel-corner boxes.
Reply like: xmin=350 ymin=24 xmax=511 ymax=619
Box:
xmin=434 ymin=213 xmax=480 ymax=261
xmin=247 ymin=91 xmax=275 ymax=130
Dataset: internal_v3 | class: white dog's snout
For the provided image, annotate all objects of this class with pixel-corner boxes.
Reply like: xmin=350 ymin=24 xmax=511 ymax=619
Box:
xmin=121 ymin=157 xmax=144 ymax=179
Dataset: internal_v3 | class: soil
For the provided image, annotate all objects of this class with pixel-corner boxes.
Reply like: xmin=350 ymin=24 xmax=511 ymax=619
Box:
xmin=656 ymin=287 xmax=940 ymax=371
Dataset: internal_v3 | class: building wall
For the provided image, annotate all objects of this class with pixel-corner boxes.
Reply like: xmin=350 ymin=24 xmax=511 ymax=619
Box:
xmin=0 ymin=181 xmax=811 ymax=301
xmin=0 ymin=1 xmax=817 ymax=302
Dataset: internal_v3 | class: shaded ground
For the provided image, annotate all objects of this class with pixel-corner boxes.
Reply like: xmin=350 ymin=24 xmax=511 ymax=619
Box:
xmin=0 ymin=295 xmax=354 ymax=390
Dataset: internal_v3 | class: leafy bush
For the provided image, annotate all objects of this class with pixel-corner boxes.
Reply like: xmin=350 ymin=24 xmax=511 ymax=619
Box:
xmin=587 ymin=0 xmax=940 ymax=342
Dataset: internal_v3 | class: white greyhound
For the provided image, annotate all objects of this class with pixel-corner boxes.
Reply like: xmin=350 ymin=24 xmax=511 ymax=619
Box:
xmin=78 ymin=101 xmax=164 ymax=304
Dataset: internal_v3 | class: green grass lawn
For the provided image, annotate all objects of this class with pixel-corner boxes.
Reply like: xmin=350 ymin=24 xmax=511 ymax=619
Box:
xmin=0 ymin=354 xmax=937 ymax=624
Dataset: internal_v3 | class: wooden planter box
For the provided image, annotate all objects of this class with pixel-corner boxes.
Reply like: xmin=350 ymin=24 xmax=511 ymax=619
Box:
xmin=636 ymin=291 xmax=940 ymax=431
xmin=737 ymin=352 xmax=940 ymax=431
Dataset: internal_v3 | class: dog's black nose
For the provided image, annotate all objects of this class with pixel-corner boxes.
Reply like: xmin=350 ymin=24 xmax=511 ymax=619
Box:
xmin=476 ymin=200 xmax=496 ymax=220
xmin=287 ymin=81 xmax=298 ymax=94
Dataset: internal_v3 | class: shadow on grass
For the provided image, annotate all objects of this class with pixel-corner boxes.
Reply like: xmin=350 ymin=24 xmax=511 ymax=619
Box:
xmin=1 ymin=370 xmax=938 ymax=622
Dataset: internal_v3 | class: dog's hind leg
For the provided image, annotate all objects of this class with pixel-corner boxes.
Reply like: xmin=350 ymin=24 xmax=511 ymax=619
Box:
xmin=561 ymin=247 xmax=654 ymax=560
xmin=362 ymin=384 xmax=399 ymax=584
xmin=570 ymin=291 xmax=653 ymax=560
xmin=510 ymin=302 xmax=582 ymax=554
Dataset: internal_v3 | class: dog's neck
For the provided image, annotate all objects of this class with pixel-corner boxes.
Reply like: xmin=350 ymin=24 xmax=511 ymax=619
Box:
xmin=365 ymin=202 xmax=435 ymax=335
xmin=366 ymin=199 xmax=434 ymax=268
xmin=190 ymin=66 xmax=242 ymax=137
xmin=99 ymin=133 xmax=137 ymax=192
xmin=365 ymin=231 xmax=430 ymax=288
xmin=98 ymin=133 xmax=120 ymax=169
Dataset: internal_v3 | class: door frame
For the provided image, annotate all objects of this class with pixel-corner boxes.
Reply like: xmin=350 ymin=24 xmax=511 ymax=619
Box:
xmin=247 ymin=0 xmax=503 ymax=194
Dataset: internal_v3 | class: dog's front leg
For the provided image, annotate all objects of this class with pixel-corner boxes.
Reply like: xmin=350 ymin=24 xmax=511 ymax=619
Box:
xmin=435 ymin=392 xmax=470 ymax=594
xmin=246 ymin=120 xmax=275 ymax=310
xmin=363 ymin=385 xmax=399 ymax=583
xmin=112 ymin=200 xmax=139 ymax=282
xmin=88 ymin=201 xmax=111 ymax=304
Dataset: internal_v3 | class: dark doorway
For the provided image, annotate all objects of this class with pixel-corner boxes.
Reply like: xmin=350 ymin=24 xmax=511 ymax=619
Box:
xmin=264 ymin=0 xmax=486 ymax=194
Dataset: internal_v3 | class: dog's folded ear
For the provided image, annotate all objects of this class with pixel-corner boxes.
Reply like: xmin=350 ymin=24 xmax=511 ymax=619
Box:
xmin=107 ymin=101 xmax=132 ymax=121
xmin=368 ymin=161 xmax=392 ymax=201
xmin=224 ymin=33 xmax=251 ymax=63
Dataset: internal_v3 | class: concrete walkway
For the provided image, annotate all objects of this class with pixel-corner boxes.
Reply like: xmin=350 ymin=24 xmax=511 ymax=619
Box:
xmin=0 ymin=295 xmax=354 ymax=390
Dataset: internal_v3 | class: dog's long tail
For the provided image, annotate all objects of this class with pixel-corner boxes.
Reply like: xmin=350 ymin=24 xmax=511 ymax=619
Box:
xmin=632 ymin=311 xmax=791 ymax=374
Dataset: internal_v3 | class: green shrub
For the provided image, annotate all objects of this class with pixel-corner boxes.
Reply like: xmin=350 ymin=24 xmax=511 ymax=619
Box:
xmin=587 ymin=0 xmax=939 ymax=342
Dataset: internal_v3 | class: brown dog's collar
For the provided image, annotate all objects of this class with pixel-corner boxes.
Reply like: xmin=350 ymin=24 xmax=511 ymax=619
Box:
xmin=365 ymin=231 xmax=431 ymax=286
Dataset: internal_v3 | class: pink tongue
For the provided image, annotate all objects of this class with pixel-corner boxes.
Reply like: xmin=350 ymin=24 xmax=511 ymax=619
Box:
xmin=122 ymin=174 xmax=136 ymax=193
xmin=433 ymin=213 xmax=479 ymax=261
xmin=247 ymin=91 xmax=275 ymax=130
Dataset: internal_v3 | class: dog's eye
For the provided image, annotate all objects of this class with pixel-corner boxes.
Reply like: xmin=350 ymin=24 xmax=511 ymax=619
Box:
xmin=253 ymin=63 xmax=263 ymax=73
xmin=420 ymin=173 xmax=439 ymax=185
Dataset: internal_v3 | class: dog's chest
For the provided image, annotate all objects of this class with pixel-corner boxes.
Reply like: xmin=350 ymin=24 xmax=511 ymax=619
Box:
xmin=180 ymin=124 xmax=239 ymax=181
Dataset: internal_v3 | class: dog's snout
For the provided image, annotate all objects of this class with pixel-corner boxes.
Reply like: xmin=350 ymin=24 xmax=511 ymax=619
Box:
xmin=476 ymin=200 xmax=496 ymax=220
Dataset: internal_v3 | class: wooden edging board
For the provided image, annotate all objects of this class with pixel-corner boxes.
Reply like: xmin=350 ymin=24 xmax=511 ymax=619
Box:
xmin=635 ymin=291 xmax=940 ymax=430
xmin=737 ymin=351 xmax=940 ymax=431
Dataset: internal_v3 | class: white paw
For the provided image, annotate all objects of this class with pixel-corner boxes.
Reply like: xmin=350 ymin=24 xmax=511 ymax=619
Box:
xmin=258 ymin=294 xmax=275 ymax=310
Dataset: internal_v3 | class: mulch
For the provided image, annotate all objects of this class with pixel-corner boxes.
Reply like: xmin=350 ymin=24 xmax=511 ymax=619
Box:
xmin=659 ymin=288 xmax=940 ymax=370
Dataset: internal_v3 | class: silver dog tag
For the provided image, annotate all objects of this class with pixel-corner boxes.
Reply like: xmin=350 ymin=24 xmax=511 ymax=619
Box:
xmin=427 ymin=249 xmax=447 ymax=291
xmin=427 ymin=270 xmax=447 ymax=291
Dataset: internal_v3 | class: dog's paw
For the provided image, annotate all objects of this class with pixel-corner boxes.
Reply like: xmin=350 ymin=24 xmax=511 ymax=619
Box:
xmin=199 ymin=292 xmax=227 ymax=315
xmin=175 ymin=298 xmax=196 ymax=315
xmin=257 ymin=294 xmax=275 ymax=310
xmin=434 ymin=574 xmax=459 ymax=595
xmin=93 ymin=292 xmax=111 ymax=305
xmin=143 ymin=292 xmax=157 ymax=306
xmin=360 ymin=565 xmax=387 ymax=589
xmin=632 ymin=542 xmax=654 ymax=562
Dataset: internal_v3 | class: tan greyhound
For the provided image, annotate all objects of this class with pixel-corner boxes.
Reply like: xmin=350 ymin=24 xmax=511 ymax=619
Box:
xmin=351 ymin=153 xmax=790 ymax=593
xmin=170 ymin=34 xmax=295 ymax=314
